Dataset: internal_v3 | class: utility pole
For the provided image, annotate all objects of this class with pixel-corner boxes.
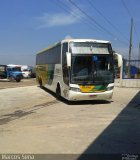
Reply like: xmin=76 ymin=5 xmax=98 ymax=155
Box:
xmin=128 ymin=18 xmax=133 ymax=78
xmin=138 ymin=43 xmax=140 ymax=60
xmin=138 ymin=42 xmax=140 ymax=69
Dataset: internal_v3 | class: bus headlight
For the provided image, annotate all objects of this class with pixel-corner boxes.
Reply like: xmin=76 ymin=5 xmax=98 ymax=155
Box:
xmin=106 ymin=86 xmax=114 ymax=91
xmin=70 ymin=87 xmax=81 ymax=92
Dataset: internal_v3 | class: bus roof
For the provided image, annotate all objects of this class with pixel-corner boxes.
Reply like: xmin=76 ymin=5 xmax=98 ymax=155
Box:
xmin=61 ymin=38 xmax=110 ymax=43
xmin=37 ymin=39 xmax=110 ymax=55
xmin=37 ymin=42 xmax=60 ymax=55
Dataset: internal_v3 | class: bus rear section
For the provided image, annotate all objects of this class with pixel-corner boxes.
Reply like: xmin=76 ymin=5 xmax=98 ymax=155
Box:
xmin=36 ymin=43 xmax=62 ymax=94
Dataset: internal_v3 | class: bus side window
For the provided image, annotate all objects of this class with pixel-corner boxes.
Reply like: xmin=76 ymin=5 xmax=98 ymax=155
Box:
xmin=62 ymin=43 xmax=69 ymax=85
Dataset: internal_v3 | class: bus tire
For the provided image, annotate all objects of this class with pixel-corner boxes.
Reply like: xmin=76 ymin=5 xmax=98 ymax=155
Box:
xmin=39 ymin=78 xmax=43 ymax=88
xmin=56 ymin=84 xmax=61 ymax=100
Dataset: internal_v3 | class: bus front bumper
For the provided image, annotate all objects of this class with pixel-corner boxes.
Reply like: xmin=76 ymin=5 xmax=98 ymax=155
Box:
xmin=68 ymin=90 xmax=113 ymax=101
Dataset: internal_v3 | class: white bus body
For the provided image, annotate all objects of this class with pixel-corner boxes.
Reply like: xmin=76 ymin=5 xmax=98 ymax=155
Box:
xmin=36 ymin=39 xmax=121 ymax=101
xmin=21 ymin=65 xmax=31 ymax=78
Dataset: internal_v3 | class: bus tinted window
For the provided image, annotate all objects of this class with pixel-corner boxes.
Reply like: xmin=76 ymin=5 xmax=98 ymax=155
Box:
xmin=36 ymin=45 xmax=61 ymax=65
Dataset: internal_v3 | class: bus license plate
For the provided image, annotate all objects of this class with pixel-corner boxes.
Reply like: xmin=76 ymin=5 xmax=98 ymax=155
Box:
xmin=89 ymin=95 xmax=97 ymax=98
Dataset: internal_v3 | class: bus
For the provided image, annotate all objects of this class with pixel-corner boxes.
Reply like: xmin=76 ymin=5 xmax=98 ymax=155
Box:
xmin=21 ymin=65 xmax=32 ymax=78
xmin=36 ymin=39 xmax=122 ymax=101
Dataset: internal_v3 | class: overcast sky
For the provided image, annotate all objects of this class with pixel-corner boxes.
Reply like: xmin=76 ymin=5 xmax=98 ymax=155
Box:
xmin=0 ymin=0 xmax=140 ymax=66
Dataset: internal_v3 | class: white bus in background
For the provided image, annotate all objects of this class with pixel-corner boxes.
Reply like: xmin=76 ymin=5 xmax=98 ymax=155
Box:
xmin=21 ymin=65 xmax=31 ymax=78
xmin=36 ymin=39 xmax=122 ymax=101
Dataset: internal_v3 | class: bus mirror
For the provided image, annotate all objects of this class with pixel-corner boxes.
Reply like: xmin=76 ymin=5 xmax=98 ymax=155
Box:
xmin=114 ymin=53 xmax=122 ymax=67
xmin=118 ymin=54 xmax=122 ymax=67
xmin=66 ymin=52 xmax=71 ymax=67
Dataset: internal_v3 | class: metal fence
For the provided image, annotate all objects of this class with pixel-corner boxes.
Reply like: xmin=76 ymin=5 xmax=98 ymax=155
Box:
xmin=122 ymin=60 xmax=140 ymax=79
xmin=115 ymin=59 xmax=140 ymax=88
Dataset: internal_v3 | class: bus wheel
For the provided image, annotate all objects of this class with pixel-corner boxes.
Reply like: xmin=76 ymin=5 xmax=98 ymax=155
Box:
xmin=56 ymin=84 xmax=61 ymax=100
xmin=39 ymin=78 xmax=42 ymax=88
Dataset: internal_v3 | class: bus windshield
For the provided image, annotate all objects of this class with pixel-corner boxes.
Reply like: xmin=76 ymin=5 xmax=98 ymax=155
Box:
xmin=71 ymin=55 xmax=114 ymax=84
xmin=70 ymin=42 xmax=114 ymax=85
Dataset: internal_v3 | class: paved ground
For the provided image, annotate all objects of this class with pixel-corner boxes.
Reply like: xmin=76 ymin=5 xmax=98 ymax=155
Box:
xmin=0 ymin=78 xmax=36 ymax=89
xmin=0 ymin=83 xmax=140 ymax=157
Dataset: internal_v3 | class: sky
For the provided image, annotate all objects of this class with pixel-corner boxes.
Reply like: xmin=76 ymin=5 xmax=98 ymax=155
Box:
xmin=0 ymin=0 xmax=140 ymax=66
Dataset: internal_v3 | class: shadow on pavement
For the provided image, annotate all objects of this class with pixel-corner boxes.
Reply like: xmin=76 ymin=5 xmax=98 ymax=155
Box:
xmin=0 ymin=99 xmax=59 ymax=126
xmin=77 ymin=91 xmax=140 ymax=160
xmin=0 ymin=110 xmax=35 ymax=125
